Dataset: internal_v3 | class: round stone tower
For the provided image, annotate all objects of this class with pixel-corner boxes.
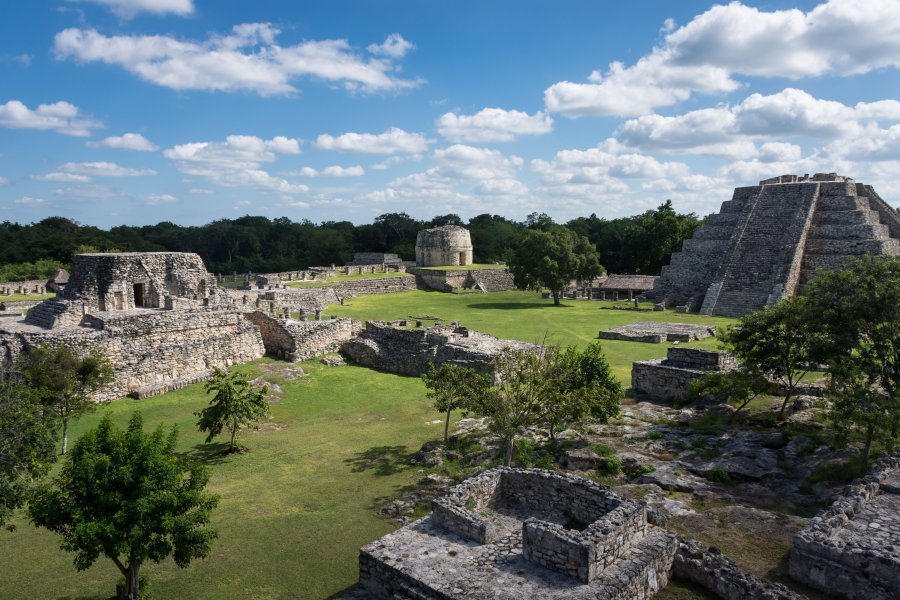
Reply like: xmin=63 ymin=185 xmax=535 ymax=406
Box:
xmin=415 ymin=225 xmax=474 ymax=267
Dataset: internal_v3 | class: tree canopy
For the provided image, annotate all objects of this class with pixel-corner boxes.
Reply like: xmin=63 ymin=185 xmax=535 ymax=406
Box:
xmin=508 ymin=226 xmax=604 ymax=305
xmin=196 ymin=367 xmax=270 ymax=453
xmin=29 ymin=413 xmax=218 ymax=600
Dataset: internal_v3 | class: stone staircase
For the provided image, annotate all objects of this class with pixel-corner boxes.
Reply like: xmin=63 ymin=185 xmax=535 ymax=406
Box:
xmin=23 ymin=298 xmax=84 ymax=329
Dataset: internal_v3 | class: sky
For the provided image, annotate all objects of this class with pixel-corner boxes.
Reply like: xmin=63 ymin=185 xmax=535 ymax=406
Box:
xmin=1 ymin=0 xmax=899 ymax=229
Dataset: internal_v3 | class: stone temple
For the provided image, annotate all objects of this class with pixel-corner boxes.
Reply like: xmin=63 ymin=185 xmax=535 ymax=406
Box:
xmin=415 ymin=225 xmax=473 ymax=267
xmin=647 ymin=174 xmax=900 ymax=317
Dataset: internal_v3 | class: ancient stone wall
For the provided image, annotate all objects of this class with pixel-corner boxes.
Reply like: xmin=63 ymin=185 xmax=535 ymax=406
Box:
xmin=632 ymin=348 xmax=736 ymax=400
xmin=415 ymin=225 xmax=473 ymax=267
xmin=244 ymin=311 xmax=360 ymax=361
xmin=410 ymin=268 xmax=516 ymax=293
xmin=789 ymin=453 xmax=900 ymax=600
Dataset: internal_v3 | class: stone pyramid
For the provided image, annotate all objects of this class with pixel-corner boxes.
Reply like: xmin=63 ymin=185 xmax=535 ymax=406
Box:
xmin=647 ymin=174 xmax=900 ymax=317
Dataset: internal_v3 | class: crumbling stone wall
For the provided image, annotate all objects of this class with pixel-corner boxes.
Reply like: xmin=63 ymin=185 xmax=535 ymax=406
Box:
xmin=262 ymin=275 xmax=417 ymax=312
xmin=244 ymin=311 xmax=360 ymax=361
xmin=410 ymin=268 xmax=516 ymax=292
xmin=789 ymin=453 xmax=900 ymax=600
xmin=415 ymin=225 xmax=473 ymax=267
xmin=632 ymin=348 xmax=735 ymax=400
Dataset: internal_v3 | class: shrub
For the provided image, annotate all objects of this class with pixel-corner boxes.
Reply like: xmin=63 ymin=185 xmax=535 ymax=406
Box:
xmin=705 ymin=467 xmax=730 ymax=483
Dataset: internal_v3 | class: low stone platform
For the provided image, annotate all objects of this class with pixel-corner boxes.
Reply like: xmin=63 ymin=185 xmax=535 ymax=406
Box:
xmin=632 ymin=347 xmax=736 ymax=401
xmin=358 ymin=468 xmax=677 ymax=599
xmin=789 ymin=454 xmax=900 ymax=600
xmin=599 ymin=322 xmax=716 ymax=343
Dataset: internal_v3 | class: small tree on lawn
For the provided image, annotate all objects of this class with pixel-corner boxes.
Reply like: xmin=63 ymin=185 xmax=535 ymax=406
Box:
xmin=17 ymin=343 xmax=113 ymax=454
xmin=827 ymin=368 xmax=894 ymax=473
xmin=686 ymin=367 xmax=773 ymax=419
xmin=508 ymin=226 xmax=604 ymax=305
xmin=720 ymin=296 xmax=817 ymax=420
xmin=422 ymin=363 xmax=491 ymax=446
xmin=0 ymin=378 xmax=58 ymax=530
xmin=196 ymin=367 xmax=270 ymax=453
xmin=28 ymin=413 xmax=218 ymax=600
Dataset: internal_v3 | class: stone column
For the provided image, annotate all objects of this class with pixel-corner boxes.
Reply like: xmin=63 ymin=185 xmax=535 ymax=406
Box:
xmin=269 ymin=301 xmax=276 ymax=313
xmin=315 ymin=309 xmax=322 ymax=321
xmin=300 ymin=310 xmax=307 ymax=321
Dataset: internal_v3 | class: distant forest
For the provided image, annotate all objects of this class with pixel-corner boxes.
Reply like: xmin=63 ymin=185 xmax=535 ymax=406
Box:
xmin=0 ymin=201 xmax=702 ymax=282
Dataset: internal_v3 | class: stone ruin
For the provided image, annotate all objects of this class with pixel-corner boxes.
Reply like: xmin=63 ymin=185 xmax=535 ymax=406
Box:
xmin=415 ymin=225 xmax=473 ymax=267
xmin=340 ymin=321 xmax=538 ymax=376
xmin=0 ymin=252 xmax=265 ymax=401
xmin=790 ymin=453 xmax=900 ymax=599
xmin=244 ymin=311 xmax=360 ymax=362
xmin=359 ymin=468 xmax=678 ymax=599
xmin=647 ymin=174 xmax=900 ymax=316
xmin=600 ymin=321 xmax=717 ymax=344
xmin=632 ymin=347 xmax=736 ymax=401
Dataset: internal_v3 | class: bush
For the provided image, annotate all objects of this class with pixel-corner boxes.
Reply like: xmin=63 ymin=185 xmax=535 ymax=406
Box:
xmin=624 ymin=464 xmax=656 ymax=479
xmin=705 ymin=467 xmax=730 ymax=483
xmin=599 ymin=454 xmax=622 ymax=476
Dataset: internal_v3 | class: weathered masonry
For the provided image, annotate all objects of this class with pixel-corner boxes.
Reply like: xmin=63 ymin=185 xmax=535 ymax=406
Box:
xmin=647 ymin=174 xmax=900 ymax=317
xmin=632 ymin=348 xmax=736 ymax=401
xmin=790 ymin=453 xmax=900 ymax=600
xmin=415 ymin=225 xmax=473 ymax=267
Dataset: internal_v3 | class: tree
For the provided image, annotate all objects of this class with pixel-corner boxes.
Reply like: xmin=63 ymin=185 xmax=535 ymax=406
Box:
xmin=686 ymin=367 xmax=773 ymax=419
xmin=803 ymin=255 xmax=900 ymax=469
xmin=196 ymin=367 xmax=270 ymax=452
xmin=508 ymin=226 xmax=604 ymax=305
xmin=720 ymin=296 xmax=817 ymax=419
xmin=0 ymin=378 xmax=57 ymax=530
xmin=28 ymin=413 xmax=218 ymax=600
xmin=422 ymin=363 xmax=491 ymax=446
xmin=17 ymin=343 xmax=113 ymax=454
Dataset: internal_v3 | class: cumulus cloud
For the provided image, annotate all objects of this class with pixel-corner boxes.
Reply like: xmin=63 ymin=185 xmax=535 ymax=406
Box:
xmin=367 ymin=33 xmax=414 ymax=58
xmin=436 ymin=108 xmax=553 ymax=143
xmin=143 ymin=193 xmax=177 ymax=205
xmin=617 ymin=88 xmax=900 ymax=159
xmin=295 ymin=165 xmax=365 ymax=177
xmin=315 ymin=127 xmax=432 ymax=154
xmin=15 ymin=196 xmax=47 ymax=206
xmin=88 ymin=133 xmax=158 ymax=151
xmin=32 ymin=172 xmax=92 ymax=183
xmin=163 ymin=134 xmax=308 ymax=194
xmin=59 ymin=161 xmax=156 ymax=177
xmin=76 ymin=0 xmax=194 ymax=18
xmin=0 ymin=100 xmax=101 ymax=136
xmin=54 ymin=23 xmax=420 ymax=96
xmin=545 ymin=0 xmax=900 ymax=117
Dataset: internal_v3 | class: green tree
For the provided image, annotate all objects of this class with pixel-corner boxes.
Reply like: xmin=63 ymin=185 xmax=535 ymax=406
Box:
xmin=422 ymin=363 xmax=491 ymax=446
xmin=17 ymin=344 xmax=113 ymax=454
xmin=196 ymin=367 xmax=270 ymax=452
xmin=508 ymin=226 xmax=604 ymax=305
xmin=28 ymin=413 xmax=218 ymax=600
xmin=0 ymin=378 xmax=58 ymax=529
xmin=720 ymin=296 xmax=817 ymax=419
xmin=686 ymin=367 xmax=773 ymax=419
xmin=804 ymin=255 xmax=899 ymax=467
xmin=827 ymin=368 xmax=894 ymax=473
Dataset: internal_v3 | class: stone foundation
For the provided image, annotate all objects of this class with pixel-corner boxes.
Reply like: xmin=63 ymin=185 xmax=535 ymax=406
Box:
xmin=245 ymin=311 xmax=360 ymax=361
xmin=410 ymin=268 xmax=516 ymax=293
xmin=632 ymin=348 xmax=736 ymax=400
xmin=600 ymin=322 xmax=717 ymax=343
xmin=789 ymin=453 xmax=900 ymax=599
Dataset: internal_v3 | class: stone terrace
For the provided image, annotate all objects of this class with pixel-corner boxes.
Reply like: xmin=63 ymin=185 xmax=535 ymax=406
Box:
xmin=359 ymin=468 xmax=677 ymax=600
xmin=790 ymin=453 xmax=900 ymax=600
xmin=599 ymin=321 xmax=717 ymax=344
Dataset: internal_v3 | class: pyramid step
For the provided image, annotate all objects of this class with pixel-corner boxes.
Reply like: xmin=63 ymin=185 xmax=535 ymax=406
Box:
xmin=805 ymin=238 xmax=898 ymax=255
xmin=814 ymin=209 xmax=881 ymax=226
xmin=815 ymin=195 xmax=869 ymax=211
xmin=691 ymin=225 xmax=734 ymax=240
xmin=809 ymin=223 xmax=889 ymax=240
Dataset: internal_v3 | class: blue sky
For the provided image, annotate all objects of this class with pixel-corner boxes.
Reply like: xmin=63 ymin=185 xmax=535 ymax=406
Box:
xmin=1 ymin=0 xmax=899 ymax=228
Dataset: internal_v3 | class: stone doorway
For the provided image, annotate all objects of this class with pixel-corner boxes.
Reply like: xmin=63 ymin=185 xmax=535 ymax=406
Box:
xmin=113 ymin=291 xmax=124 ymax=310
xmin=133 ymin=283 xmax=144 ymax=307
xmin=459 ymin=251 xmax=468 ymax=266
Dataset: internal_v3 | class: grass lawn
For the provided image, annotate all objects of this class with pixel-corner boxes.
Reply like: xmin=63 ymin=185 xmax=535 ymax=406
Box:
xmin=0 ymin=290 xmax=737 ymax=599
xmin=0 ymin=292 xmax=55 ymax=303
xmin=286 ymin=272 xmax=414 ymax=288
xmin=326 ymin=290 xmax=736 ymax=384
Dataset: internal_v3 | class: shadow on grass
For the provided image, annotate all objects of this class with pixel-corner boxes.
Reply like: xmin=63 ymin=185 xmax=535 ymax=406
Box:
xmin=181 ymin=441 xmax=233 ymax=465
xmin=344 ymin=445 xmax=414 ymax=477
xmin=325 ymin=583 xmax=361 ymax=600
xmin=465 ymin=302 xmax=573 ymax=310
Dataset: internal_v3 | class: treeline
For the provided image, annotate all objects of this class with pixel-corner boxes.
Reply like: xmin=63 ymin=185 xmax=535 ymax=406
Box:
xmin=0 ymin=201 xmax=702 ymax=279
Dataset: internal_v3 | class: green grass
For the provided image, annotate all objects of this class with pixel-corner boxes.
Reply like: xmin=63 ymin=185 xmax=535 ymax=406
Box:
xmin=0 ymin=290 xmax=737 ymax=599
xmin=414 ymin=264 xmax=507 ymax=271
xmin=0 ymin=292 xmax=55 ymax=303
xmin=329 ymin=290 xmax=735 ymax=384
xmin=0 ymin=359 xmax=442 ymax=600
xmin=286 ymin=272 xmax=414 ymax=288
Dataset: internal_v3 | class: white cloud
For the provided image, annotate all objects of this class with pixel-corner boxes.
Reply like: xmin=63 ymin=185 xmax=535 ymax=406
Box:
xmin=60 ymin=161 xmax=156 ymax=177
xmin=76 ymin=0 xmax=194 ymax=18
xmin=367 ymin=33 xmax=414 ymax=58
xmin=189 ymin=188 xmax=213 ymax=194
xmin=315 ymin=127 xmax=432 ymax=154
xmin=88 ymin=133 xmax=158 ymax=151
xmin=15 ymin=196 xmax=46 ymax=206
xmin=54 ymin=24 xmax=420 ymax=96
xmin=545 ymin=0 xmax=900 ymax=117
xmin=143 ymin=193 xmax=177 ymax=205
xmin=0 ymin=176 xmax=9 ymax=185
xmin=163 ymin=134 xmax=308 ymax=194
xmin=296 ymin=165 xmax=365 ymax=177
xmin=32 ymin=172 xmax=92 ymax=183
xmin=0 ymin=100 xmax=100 ymax=136
xmin=437 ymin=108 xmax=553 ymax=143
